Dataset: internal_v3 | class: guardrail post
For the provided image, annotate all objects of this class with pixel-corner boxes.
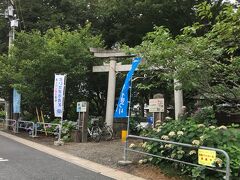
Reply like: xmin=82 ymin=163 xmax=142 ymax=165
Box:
xmin=58 ymin=125 xmax=62 ymax=142
xmin=30 ymin=122 xmax=34 ymax=137
xmin=118 ymin=135 xmax=133 ymax=165
xmin=124 ymin=136 xmax=128 ymax=161
xmin=34 ymin=123 xmax=38 ymax=137
xmin=13 ymin=120 xmax=17 ymax=133
xmin=224 ymin=151 xmax=230 ymax=180
xmin=16 ymin=120 xmax=19 ymax=133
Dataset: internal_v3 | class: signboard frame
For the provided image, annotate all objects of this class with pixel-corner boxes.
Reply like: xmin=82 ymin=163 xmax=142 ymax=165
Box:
xmin=198 ymin=149 xmax=216 ymax=167
xmin=76 ymin=101 xmax=87 ymax=112
xmin=149 ymin=98 xmax=164 ymax=113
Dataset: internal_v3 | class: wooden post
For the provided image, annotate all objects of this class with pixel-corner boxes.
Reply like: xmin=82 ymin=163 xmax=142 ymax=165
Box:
xmin=81 ymin=102 xmax=89 ymax=143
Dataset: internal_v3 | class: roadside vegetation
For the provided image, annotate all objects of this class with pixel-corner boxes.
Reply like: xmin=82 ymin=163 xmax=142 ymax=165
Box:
xmin=128 ymin=2 xmax=240 ymax=179
xmin=0 ymin=1 xmax=239 ymax=179
xmin=140 ymin=120 xmax=240 ymax=179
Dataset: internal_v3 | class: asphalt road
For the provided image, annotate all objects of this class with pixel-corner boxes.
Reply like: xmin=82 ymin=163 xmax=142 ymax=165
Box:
xmin=0 ymin=135 xmax=113 ymax=180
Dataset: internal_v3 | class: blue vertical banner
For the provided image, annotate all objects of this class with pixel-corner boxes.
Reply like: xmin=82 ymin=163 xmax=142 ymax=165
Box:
xmin=114 ymin=57 xmax=142 ymax=118
xmin=13 ymin=88 xmax=21 ymax=113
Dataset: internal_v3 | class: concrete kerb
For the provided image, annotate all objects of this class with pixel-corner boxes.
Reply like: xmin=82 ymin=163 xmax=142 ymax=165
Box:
xmin=0 ymin=131 xmax=145 ymax=180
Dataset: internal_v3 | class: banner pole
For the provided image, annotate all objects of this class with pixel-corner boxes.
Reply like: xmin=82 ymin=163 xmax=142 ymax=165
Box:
xmin=127 ymin=78 xmax=133 ymax=135
xmin=60 ymin=74 xmax=67 ymax=141
xmin=124 ymin=77 xmax=133 ymax=161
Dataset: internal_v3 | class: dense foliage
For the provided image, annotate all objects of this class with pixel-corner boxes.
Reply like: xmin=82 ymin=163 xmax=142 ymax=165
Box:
xmin=133 ymin=3 xmax=240 ymax=111
xmin=0 ymin=1 xmax=239 ymax=179
xmin=0 ymin=1 xmax=9 ymax=53
xmin=0 ymin=0 xmax=227 ymax=53
xmin=0 ymin=25 xmax=105 ymax=120
xmin=140 ymin=120 xmax=240 ymax=179
xmin=0 ymin=110 xmax=5 ymax=118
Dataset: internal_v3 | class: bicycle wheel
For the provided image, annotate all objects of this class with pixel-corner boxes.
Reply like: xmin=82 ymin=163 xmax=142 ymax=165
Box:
xmin=103 ymin=126 xmax=113 ymax=141
xmin=91 ymin=126 xmax=101 ymax=142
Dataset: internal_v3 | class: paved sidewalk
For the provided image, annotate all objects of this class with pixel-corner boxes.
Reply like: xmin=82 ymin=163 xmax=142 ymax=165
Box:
xmin=0 ymin=131 xmax=145 ymax=180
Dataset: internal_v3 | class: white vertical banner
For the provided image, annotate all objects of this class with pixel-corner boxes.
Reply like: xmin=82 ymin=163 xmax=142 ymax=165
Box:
xmin=54 ymin=74 xmax=67 ymax=118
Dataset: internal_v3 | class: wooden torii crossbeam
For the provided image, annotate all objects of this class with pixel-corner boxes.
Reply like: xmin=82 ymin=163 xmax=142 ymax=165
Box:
xmin=90 ymin=48 xmax=183 ymax=128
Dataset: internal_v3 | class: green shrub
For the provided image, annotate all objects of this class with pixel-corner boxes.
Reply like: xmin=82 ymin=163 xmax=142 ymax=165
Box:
xmin=129 ymin=117 xmax=143 ymax=135
xmin=192 ymin=106 xmax=217 ymax=125
xmin=46 ymin=119 xmax=77 ymax=142
xmin=61 ymin=120 xmax=77 ymax=142
xmin=141 ymin=120 xmax=240 ymax=179
xmin=0 ymin=110 xmax=5 ymax=118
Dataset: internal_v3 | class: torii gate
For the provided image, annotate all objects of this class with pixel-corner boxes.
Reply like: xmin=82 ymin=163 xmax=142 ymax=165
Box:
xmin=90 ymin=48 xmax=183 ymax=128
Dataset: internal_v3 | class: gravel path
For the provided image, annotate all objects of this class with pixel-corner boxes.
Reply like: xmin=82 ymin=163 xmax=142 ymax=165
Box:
xmin=50 ymin=139 xmax=142 ymax=168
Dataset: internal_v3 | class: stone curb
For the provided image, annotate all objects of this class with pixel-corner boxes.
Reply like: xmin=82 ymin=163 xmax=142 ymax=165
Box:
xmin=0 ymin=131 xmax=145 ymax=180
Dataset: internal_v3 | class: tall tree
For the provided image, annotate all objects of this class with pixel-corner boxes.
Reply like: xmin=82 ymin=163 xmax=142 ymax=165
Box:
xmin=1 ymin=0 xmax=219 ymax=52
xmin=91 ymin=0 xmax=208 ymax=47
xmin=133 ymin=3 xmax=240 ymax=110
xmin=0 ymin=0 xmax=10 ymax=53
xmin=0 ymin=25 xmax=104 ymax=120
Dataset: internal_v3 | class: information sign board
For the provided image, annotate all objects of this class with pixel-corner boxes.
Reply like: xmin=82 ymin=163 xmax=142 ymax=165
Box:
xmin=76 ymin=101 xmax=87 ymax=112
xmin=198 ymin=149 xmax=216 ymax=167
xmin=76 ymin=102 xmax=81 ymax=112
xmin=149 ymin=98 xmax=164 ymax=112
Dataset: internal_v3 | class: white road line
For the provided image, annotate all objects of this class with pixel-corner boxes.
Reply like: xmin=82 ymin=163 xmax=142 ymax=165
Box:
xmin=0 ymin=157 xmax=8 ymax=162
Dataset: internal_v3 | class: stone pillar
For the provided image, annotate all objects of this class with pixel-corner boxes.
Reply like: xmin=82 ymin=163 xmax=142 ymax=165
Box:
xmin=105 ymin=58 xmax=116 ymax=127
xmin=174 ymin=79 xmax=183 ymax=120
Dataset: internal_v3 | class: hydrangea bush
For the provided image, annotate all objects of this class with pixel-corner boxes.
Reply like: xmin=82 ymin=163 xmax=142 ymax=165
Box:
xmin=47 ymin=119 xmax=77 ymax=142
xmin=61 ymin=120 xmax=77 ymax=141
xmin=140 ymin=120 xmax=240 ymax=179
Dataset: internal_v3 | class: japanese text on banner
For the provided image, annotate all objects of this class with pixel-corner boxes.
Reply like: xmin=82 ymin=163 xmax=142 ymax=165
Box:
xmin=114 ymin=57 xmax=142 ymax=118
xmin=54 ymin=74 xmax=66 ymax=117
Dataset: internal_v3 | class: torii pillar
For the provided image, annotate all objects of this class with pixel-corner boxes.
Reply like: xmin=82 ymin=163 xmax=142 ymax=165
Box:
xmin=90 ymin=48 xmax=184 ymax=126
xmin=174 ymin=79 xmax=183 ymax=120
xmin=90 ymin=48 xmax=135 ymax=128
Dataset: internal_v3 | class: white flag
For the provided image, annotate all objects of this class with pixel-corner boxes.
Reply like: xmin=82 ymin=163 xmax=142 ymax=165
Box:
xmin=54 ymin=74 xmax=66 ymax=117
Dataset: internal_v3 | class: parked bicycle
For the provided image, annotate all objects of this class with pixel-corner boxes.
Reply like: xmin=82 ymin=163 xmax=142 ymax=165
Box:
xmin=87 ymin=120 xmax=101 ymax=142
xmin=87 ymin=118 xmax=113 ymax=142
xmin=99 ymin=122 xmax=113 ymax=141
